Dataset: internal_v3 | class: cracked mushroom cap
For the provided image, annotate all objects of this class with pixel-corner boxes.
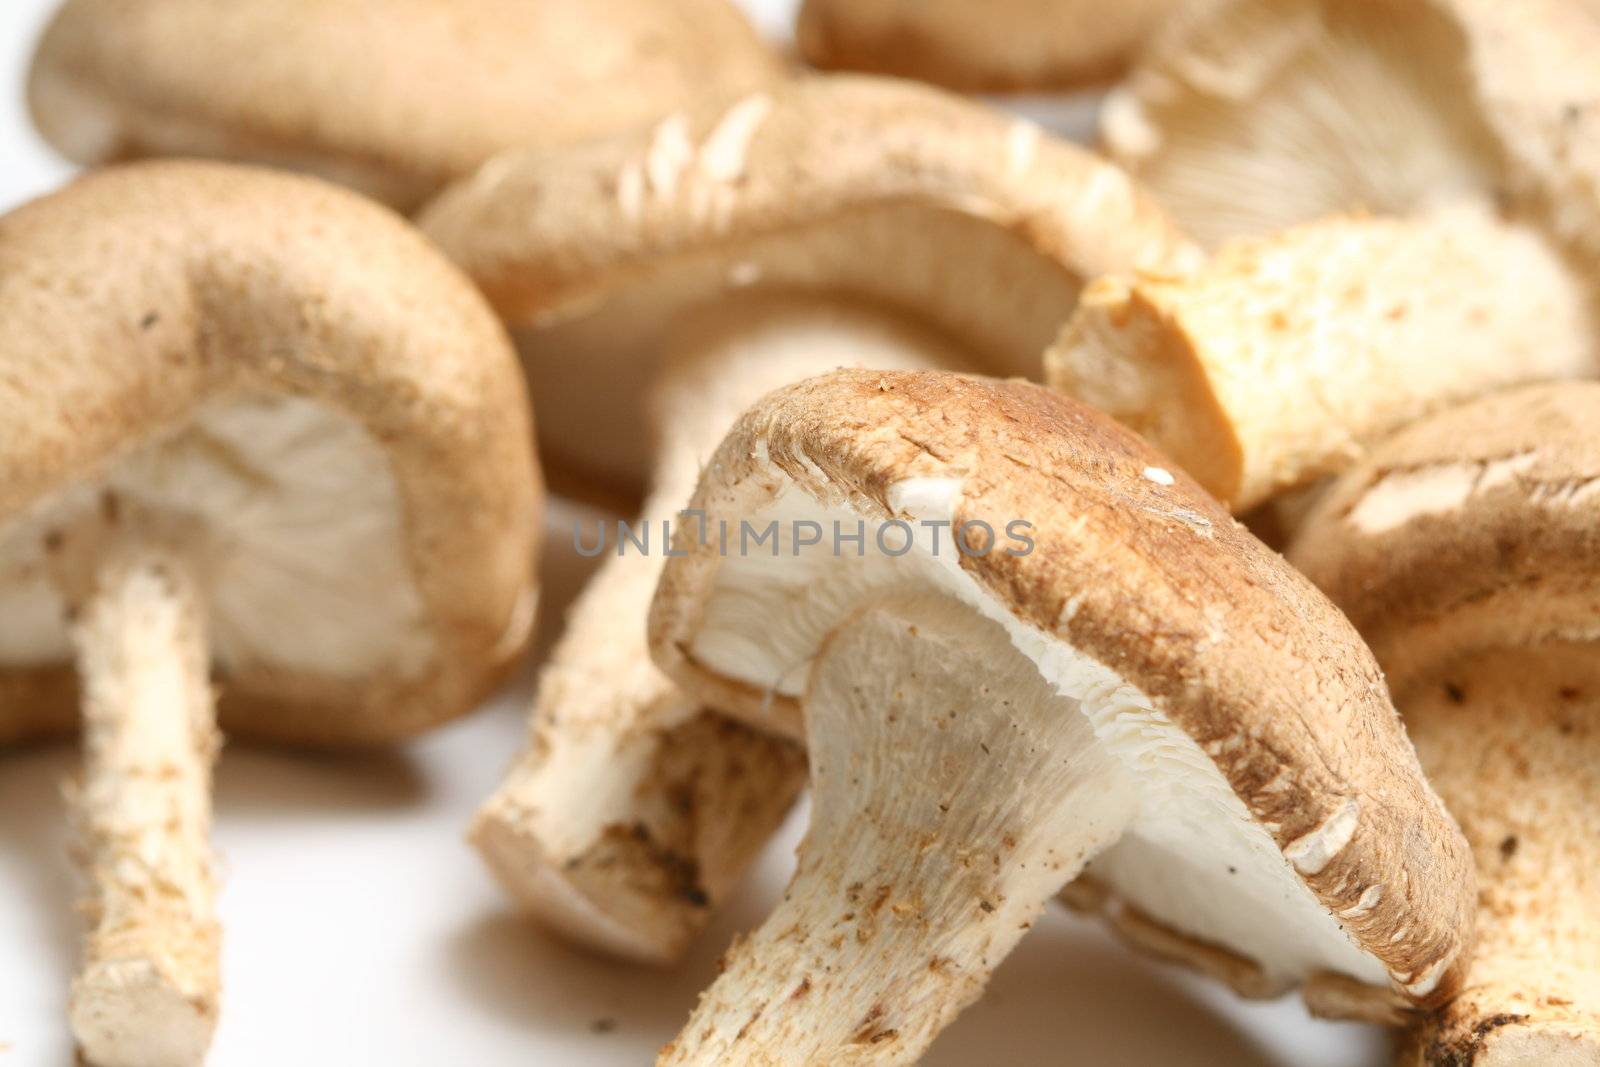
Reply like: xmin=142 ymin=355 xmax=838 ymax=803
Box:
xmin=27 ymin=0 xmax=782 ymax=213
xmin=796 ymin=0 xmax=1180 ymax=93
xmin=1102 ymin=0 xmax=1600 ymax=255
xmin=1290 ymin=382 xmax=1600 ymax=698
xmin=0 ymin=161 xmax=540 ymax=747
xmin=649 ymin=368 xmax=1475 ymax=1019
xmin=420 ymin=74 xmax=1197 ymax=500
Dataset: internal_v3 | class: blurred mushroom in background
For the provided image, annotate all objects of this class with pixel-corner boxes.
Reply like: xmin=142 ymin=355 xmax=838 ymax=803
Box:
xmin=797 ymin=0 xmax=1178 ymax=94
xmin=0 ymin=162 xmax=540 ymax=1067
xmin=26 ymin=0 xmax=783 ymax=212
xmin=420 ymin=74 xmax=1199 ymax=964
xmin=1102 ymin=0 xmax=1600 ymax=257
xmin=1290 ymin=382 xmax=1600 ymax=1065
xmin=647 ymin=369 xmax=1475 ymax=1065
xmin=795 ymin=0 xmax=1183 ymax=139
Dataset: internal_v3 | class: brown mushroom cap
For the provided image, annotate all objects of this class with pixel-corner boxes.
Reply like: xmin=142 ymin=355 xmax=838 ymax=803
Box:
xmin=1290 ymin=382 xmax=1600 ymax=698
xmin=651 ymin=368 xmax=1475 ymax=1021
xmin=0 ymin=161 xmax=540 ymax=747
xmin=795 ymin=0 xmax=1179 ymax=93
xmin=421 ymin=73 xmax=1197 ymax=499
xmin=1102 ymin=0 xmax=1600 ymax=257
xmin=27 ymin=0 xmax=782 ymax=212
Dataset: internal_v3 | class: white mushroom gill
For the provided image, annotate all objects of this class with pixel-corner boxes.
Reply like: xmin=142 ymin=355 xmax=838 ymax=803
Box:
xmin=0 ymin=394 xmax=433 ymax=680
xmin=687 ymin=469 xmax=1391 ymax=1050
xmin=1104 ymin=0 xmax=1500 ymax=248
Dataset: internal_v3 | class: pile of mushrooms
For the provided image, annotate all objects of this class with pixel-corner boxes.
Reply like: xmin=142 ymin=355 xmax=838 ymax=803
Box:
xmin=5 ymin=0 xmax=1600 ymax=1064
xmin=420 ymin=73 xmax=1199 ymax=962
xmin=0 ymin=162 xmax=539 ymax=1066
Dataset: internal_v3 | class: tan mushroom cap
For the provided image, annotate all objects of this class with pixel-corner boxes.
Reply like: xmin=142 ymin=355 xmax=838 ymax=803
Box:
xmin=1288 ymin=383 xmax=1600 ymax=1064
xmin=1102 ymin=0 xmax=1600 ymax=256
xmin=795 ymin=0 xmax=1179 ymax=93
xmin=420 ymin=73 xmax=1198 ymax=498
xmin=0 ymin=160 xmax=541 ymax=747
xmin=1290 ymin=382 xmax=1600 ymax=697
xmin=651 ymin=369 xmax=1475 ymax=1028
xmin=27 ymin=0 xmax=783 ymax=213
xmin=1047 ymin=209 xmax=1600 ymax=511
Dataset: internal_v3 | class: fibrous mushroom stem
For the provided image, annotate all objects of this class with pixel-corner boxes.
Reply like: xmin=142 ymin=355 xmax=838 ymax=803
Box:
xmin=1400 ymin=647 xmax=1600 ymax=1065
xmin=64 ymin=548 xmax=220 ymax=1067
xmin=1048 ymin=208 xmax=1598 ymax=510
xmin=661 ymin=594 xmax=1136 ymax=1066
xmin=475 ymin=294 xmax=957 ymax=960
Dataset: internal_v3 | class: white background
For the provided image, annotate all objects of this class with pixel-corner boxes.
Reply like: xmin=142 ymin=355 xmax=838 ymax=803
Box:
xmin=0 ymin=1 xmax=1387 ymax=1063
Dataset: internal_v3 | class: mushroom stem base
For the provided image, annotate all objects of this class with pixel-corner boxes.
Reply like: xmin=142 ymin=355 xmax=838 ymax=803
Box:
xmin=473 ymin=705 xmax=805 ymax=963
xmin=661 ymin=593 xmax=1136 ymax=1066
xmin=62 ymin=547 xmax=220 ymax=1067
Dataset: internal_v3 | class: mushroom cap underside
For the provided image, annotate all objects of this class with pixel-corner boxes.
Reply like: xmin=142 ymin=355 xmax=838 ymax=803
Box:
xmin=421 ymin=74 xmax=1197 ymax=495
xmin=1102 ymin=0 xmax=1600 ymax=258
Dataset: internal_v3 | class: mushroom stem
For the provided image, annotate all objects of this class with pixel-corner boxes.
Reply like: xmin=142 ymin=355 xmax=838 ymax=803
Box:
xmin=1401 ymin=647 xmax=1600 ymax=1065
xmin=662 ymin=594 xmax=1136 ymax=1066
xmin=475 ymin=294 xmax=963 ymax=960
xmin=1048 ymin=207 xmax=1598 ymax=511
xmin=63 ymin=547 xmax=220 ymax=1067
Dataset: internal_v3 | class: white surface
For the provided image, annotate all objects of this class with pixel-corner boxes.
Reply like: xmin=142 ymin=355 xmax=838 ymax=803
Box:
xmin=0 ymin=0 xmax=1388 ymax=1063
